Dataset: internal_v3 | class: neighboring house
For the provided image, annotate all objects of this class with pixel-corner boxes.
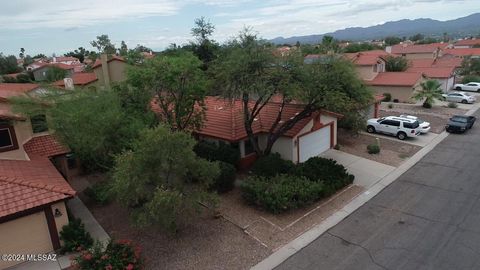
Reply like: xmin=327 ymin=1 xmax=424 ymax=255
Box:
xmin=92 ymin=55 xmax=127 ymax=89
xmin=51 ymin=56 xmax=80 ymax=65
xmin=0 ymin=83 xmax=76 ymax=269
xmin=53 ymin=72 xmax=98 ymax=90
xmin=32 ymin=63 xmax=75 ymax=81
xmin=153 ymin=96 xmax=342 ymax=167
xmin=365 ymin=72 xmax=424 ymax=102
xmin=443 ymin=48 xmax=480 ymax=59
xmin=454 ymin=39 xmax=480 ymax=49
xmin=26 ymin=59 xmax=49 ymax=71
xmin=406 ymin=66 xmax=456 ymax=92
xmin=344 ymin=52 xmax=387 ymax=80
xmin=388 ymin=43 xmax=450 ymax=59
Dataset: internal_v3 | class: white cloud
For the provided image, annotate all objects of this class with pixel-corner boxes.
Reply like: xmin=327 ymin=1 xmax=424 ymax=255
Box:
xmin=0 ymin=0 xmax=180 ymax=29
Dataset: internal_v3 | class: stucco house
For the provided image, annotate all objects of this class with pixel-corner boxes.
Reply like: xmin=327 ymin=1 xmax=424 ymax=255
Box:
xmin=92 ymin=55 xmax=127 ymax=89
xmin=365 ymin=72 xmax=425 ymax=102
xmin=32 ymin=63 xmax=75 ymax=82
xmin=0 ymin=83 xmax=75 ymax=269
xmin=153 ymin=96 xmax=342 ymax=168
xmin=388 ymin=43 xmax=450 ymax=60
xmin=406 ymin=66 xmax=456 ymax=92
xmin=53 ymin=72 xmax=98 ymax=90
xmin=344 ymin=51 xmax=387 ymax=80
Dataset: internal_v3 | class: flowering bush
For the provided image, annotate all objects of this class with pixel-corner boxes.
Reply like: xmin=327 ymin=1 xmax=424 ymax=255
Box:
xmin=72 ymin=239 xmax=143 ymax=270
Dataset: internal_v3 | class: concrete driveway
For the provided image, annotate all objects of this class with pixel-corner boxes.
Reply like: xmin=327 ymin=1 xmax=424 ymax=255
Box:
xmin=321 ymin=149 xmax=395 ymax=189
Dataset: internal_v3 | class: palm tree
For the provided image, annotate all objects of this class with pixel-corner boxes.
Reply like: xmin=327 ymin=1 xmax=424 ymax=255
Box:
xmin=413 ymin=80 xmax=443 ymax=108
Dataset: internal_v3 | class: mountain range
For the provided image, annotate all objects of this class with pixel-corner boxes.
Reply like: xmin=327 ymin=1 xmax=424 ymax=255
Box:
xmin=270 ymin=13 xmax=480 ymax=45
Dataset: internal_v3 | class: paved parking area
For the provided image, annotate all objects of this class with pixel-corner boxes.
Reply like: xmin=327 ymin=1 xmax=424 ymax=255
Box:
xmin=321 ymin=149 xmax=395 ymax=188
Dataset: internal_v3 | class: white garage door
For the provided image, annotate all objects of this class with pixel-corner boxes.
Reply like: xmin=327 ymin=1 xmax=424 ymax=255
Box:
xmin=298 ymin=126 xmax=330 ymax=163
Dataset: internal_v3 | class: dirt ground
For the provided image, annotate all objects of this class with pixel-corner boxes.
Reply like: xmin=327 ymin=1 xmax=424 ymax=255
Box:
xmin=337 ymin=131 xmax=421 ymax=166
xmin=379 ymin=103 xmax=468 ymax=134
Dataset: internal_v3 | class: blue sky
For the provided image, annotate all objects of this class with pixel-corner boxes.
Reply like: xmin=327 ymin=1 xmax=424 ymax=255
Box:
xmin=1 ymin=0 xmax=479 ymax=56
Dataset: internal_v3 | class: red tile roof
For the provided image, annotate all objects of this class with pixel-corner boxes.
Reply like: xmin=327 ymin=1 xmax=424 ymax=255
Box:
xmin=53 ymin=56 xmax=79 ymax=62
xmin=24 ymin=135 xmax=70 ymax=158
xmin=152 ymin=96 xmax=341 ymax=142
xmin=33 ymin=63 xmax=75 ymax=71
xmin=0 ymin=83 xmax=40 ymax=101
xmin=365 ymin=72 xmax=423 ymax=87
xmin=53 ymin=72 xmax=97 ymax=87
xmin=0 ymin=157 xmax=75 ymax=219
xmin=406 ymin=66 xmax=455 ymax=78
xmin=443 ymin=48 xmax=480 ymax=57
xmin=433 ymin=57 xmax=463 ymax=68
xmin=455 ymin=39 xmax=480 ymax=47
xmin=391 ymin=43 xmax=449 ymax=54
xmin=409 ymin=59 xmax=435 ymax=68
xmin=92 ymin=55 xmax=126 ymax=68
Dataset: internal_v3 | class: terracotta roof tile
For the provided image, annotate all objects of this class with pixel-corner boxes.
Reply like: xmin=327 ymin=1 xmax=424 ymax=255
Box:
xmin=443 ymin=48 xmax=480 ymax=57
xmin=365 ymin=72 xmax=423 ymax=87
xmin=0 ymin=158 xmax=75 ymax=218
xmin=391 ymin=43 xmax=449 ymax=54
xmin=153 ymin=96 xmax=340 ymax=141
xmin=406 ymin=66 xmax=455 ymax=78
xmin=455 ymin=39 xmax=480 ymax=47
xmin=92 ymin=55 xmax=126 ymax=68
xmin=53 ymin=72 xmax=97 ymax=87
xmin=0 ymin=83 xmax=40 ymax=101
xmin=33 ymin=63 xmax=75 ymax=71
xmin=23 ymin=134 xmax=70 ymax=158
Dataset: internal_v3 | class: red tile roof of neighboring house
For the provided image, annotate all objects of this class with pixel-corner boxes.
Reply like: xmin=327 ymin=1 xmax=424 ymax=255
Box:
xmin=304 ymin=54 xmax=321 ymax=59
xmin=0 ymin=157 xmax=75 ymax=219
xmin=0 ymin=83 xmax=39 ymax=101
xmin=92 ymin=55 xmax=126 ymax=68
xmin=24 ymin=134 xmax=70 ymax=158
xmin=443 ymin=48 xmax=480 ymax=57
xmin=152 ymin=96 xmax=342 ymax=142
xmin=391 ymin=43 xmax=449 ymax=54
xmin=406 ymin=66 xmax=455 ymax=78
xmin=365 ymin=72 xmax=423 ymax=87
xmin=433 ymin=57 xmax=463 ymax=68
xmin=33 ymin=62 xmax=75 ymax=71
xmin=409 ymin=59 xmax=435 ymax=68
xmin=52 ymin=56 xmax=79 ymax=62
xmin=455 ymin=39 xmax=480 ymax=47
xmin=53 ymin=72 xmax=97 ymax=87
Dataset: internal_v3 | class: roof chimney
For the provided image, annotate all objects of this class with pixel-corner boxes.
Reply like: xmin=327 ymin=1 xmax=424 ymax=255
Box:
xmin=385 ymin=46 xmax=392 ymax=53
xmin=100 ymin=54 xmax=111 ymax=89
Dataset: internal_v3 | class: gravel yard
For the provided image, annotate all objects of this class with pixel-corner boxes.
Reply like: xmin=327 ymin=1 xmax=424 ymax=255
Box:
xmin=337 ymin=130 xmax=421 ymax=167
xmin=379 ymin=103 xmax=468 ymax=134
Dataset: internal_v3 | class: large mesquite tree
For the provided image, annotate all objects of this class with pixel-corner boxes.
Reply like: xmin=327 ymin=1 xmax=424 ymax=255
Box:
xmin=213 ymin=29 xmax=373 ymax=156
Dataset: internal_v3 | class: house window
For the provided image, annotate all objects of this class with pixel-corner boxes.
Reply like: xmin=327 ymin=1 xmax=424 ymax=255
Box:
xmin=31 ymin=114 xmax=48 ymax=133
xmin=373 ymin=64 xmax=378 ymax=72
xmin=244 ymin=137 xmax=258 ymax=155
xmin=0 ymin=125 xmax=19 ymax=152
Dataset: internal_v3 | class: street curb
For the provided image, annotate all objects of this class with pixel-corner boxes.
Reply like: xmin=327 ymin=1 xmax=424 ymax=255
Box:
xmin=251 ymin=131 xmax=451 ymax=270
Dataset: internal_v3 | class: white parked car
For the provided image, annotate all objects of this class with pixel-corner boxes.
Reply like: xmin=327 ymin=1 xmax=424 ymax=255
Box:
xmin=454 ymin=82 xmax=480 ymax=92
xmin=366 ymin=116 xmax=421 ymax=140
xmin=399 ymin=115 xmax=431 ymax=133
xmin=442 ymin=92 xmax=476 ymax=104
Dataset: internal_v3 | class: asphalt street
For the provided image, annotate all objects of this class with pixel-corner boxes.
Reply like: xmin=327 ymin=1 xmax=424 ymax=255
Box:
xmin=276 ymin=111 xmax=480 ymax=270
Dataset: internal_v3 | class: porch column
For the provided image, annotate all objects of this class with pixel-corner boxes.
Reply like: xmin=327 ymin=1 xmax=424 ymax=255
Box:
xmin=239 ymin=140 xmax=246 ymax=158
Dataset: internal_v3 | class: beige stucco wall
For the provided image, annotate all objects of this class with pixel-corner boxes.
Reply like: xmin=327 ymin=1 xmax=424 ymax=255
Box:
xmin=0 ymin=116 xmax=33 ymax=161
xmin=51 ymin=202 xmax=69 ymax=240
xmin=0 ymin=212 xmax=53 ymax=269
xmin=356 ymin=65 xmax=377 ymax=81
xmin=371 ymin=79 xmax=423 ymax=103
xmin=320 ymin=114 xmax=338 ymax=146
xmin=93 ymin=60 xmax=127 ymax=87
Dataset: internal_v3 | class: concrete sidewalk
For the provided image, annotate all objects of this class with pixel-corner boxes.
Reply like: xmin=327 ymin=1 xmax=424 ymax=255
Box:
xmin=321 ymin=149 xmax=395 ymax=188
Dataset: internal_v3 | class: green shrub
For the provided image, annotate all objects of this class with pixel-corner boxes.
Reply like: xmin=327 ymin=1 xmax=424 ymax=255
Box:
xmin=210 ymin=161 xmax=236 ymax=193
xmin=387 ymin=103 xmax=394 ymax=109
xmin=383 ymin=93 xmax=392 ymax=102
xmin=194 ymin=141 xmax=240 ymax=165
xmin=462 ymin=75 xmax=480 ymax=84
xmin=422 ymin=102 xmax=432 ymax=108
xmin=59 ymin=218 xmax=93 ymax=254
xmin=240 ymin=174 xmax=324 ymax=213
xmin=72 ymin=239 xmax=143 ymax=270
xmin=84 ymin=181 xmax=112 ymax=205
xmin=447 ymin=102 xmax=458 ymax=108
xmin=367 ymin=144 xmax=380 ymax=154
xmin=295 ymin=157 xmax=354 ymax=195
xmin=251 ymin=153 xmax=295 ymax=178
xmin=333 ymin=144 xmax=340 ymax=150
xmin=393 ymin=99 xmax=399 ymax=103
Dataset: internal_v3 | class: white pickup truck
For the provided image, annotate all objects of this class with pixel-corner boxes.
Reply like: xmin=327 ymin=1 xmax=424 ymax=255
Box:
xmin=454 ymin=82 xmax=480 ymax=92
